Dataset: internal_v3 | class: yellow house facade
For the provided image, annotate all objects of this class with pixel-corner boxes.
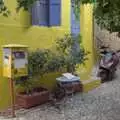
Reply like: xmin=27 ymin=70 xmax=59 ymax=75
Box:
xmin=0 ymin=0 xmax=96 ymax=109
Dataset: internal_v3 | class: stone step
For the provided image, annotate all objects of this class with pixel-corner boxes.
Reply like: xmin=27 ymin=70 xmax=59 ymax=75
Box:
xmin=81 ymin=77 xmax=101 ymax=92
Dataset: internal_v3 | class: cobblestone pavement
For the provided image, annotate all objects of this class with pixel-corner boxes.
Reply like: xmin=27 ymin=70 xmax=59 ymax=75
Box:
xmin=2 ymin=70 xmax=120 ymax=120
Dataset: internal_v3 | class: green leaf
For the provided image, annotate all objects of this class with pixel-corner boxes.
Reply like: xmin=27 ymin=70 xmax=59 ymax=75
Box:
xmin=95 ymin=0 xmax=120 ymax=33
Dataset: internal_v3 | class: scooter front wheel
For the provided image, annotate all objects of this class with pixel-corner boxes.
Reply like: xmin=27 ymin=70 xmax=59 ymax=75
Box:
xmin=100 ymin=70 xmax=108 ymax=82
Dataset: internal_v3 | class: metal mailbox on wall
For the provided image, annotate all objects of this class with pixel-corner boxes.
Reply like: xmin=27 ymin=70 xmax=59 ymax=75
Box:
xmin=3 ymin=44 xmax=28 ymax=78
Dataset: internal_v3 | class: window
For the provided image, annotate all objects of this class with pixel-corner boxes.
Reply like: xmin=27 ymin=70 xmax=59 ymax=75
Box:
xmin=31 ymin=0 xmax=61 ymax=26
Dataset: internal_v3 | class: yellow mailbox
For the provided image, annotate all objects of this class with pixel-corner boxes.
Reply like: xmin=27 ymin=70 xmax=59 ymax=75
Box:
xmin=3 ymin=44 xmax=28 ymax=78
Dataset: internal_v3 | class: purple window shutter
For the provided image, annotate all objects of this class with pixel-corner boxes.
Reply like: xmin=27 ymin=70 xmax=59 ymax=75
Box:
xmin=39 ymin=0 xmax=49 ymax=26
xmin=49 ymin=0 xmax=61 ymax=26
xmin=32 ymin=1 xmax=39 ymax=25
xmin=32 ymin=0 xmax=49 ymax=26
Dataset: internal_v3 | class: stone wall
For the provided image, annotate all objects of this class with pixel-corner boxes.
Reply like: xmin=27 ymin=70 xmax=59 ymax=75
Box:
xmin=94 ymin=23 xmax=120 ymax=51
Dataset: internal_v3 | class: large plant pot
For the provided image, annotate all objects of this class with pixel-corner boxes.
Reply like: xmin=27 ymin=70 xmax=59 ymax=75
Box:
xmin=16 ymin=87 xmax=49 ymax=109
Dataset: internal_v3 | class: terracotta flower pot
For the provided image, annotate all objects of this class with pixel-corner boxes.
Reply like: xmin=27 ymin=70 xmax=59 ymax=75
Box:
xmin=16 ymin=87 xmax=49 ymax=109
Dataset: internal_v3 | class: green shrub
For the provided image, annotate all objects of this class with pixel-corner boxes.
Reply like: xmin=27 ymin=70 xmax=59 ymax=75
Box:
xmin=28 ymin=49 xmax=66 ymax=77
xmin=28 ymin=49 xmax=50 ymax=77
xmin=28 ymin=34 xmax=89 ymax=76
xmin=55 ymin=34 xmax=89 ymax=73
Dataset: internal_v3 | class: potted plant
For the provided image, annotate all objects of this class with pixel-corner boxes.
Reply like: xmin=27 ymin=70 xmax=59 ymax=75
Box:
xmin=16 ymin=49 xmax=51 ymax=109
xmin=16 ymin=76 xmax=50 ymax=109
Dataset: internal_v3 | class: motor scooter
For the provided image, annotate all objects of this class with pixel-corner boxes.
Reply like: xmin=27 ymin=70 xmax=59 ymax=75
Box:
xmin=98 ymin=48 xmax=119 ymax=82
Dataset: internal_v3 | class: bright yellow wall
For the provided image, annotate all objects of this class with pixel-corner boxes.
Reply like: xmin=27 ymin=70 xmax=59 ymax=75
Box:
xmin=77 ymin=4 xmax=94 ymax=80
xmin=0 ymin=0 xmax=71 ymax=109
xmin=82 ymin=4 xmax=94 ymax=71
xmin=0 ymin=1 xmax=94 ymax=109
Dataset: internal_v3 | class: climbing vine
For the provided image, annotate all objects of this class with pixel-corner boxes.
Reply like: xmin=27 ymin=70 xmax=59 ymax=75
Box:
xmin=74 ymin=0 xmax=94 ymax=20
xmin=95 ymin=0 xmax=120 ymax=33
xmin=0 ymin=0 xmax=92 ymax=15
xmin=0 ymin=0 xmax=10 ymax=16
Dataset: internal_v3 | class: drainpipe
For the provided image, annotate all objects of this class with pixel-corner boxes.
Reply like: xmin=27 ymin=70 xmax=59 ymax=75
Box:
xmin=48 ymin=0 xmax=50 ymax=26
xmin=92 ymin=0 xmax=97 ymax=64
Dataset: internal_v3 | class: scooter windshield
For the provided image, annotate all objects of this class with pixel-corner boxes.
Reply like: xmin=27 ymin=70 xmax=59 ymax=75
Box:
xmin=105 ymin=53 xmax=112 ymax=62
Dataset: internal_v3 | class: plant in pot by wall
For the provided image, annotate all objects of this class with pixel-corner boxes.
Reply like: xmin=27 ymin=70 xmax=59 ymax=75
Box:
xmin=16 ymin=77 xmax=49 ymax=109
xmin=16 ymin=49 xmax=51 ymax=109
